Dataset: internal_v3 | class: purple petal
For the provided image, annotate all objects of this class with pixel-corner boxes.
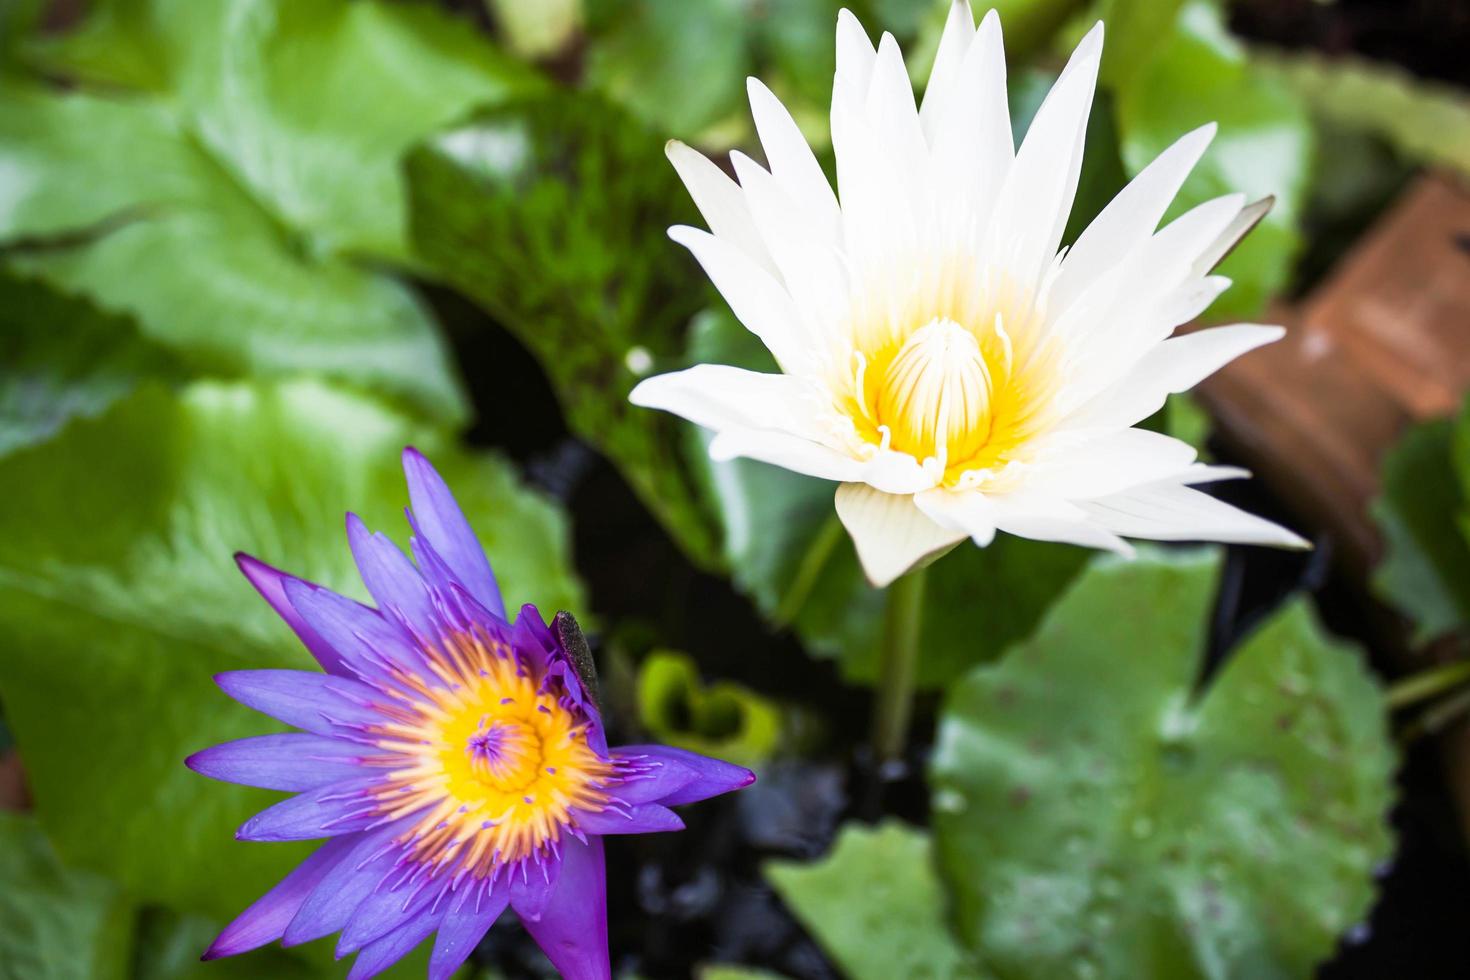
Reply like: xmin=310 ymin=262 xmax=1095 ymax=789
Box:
xmin=186 ymin=734 xmax=367 ymax=791
xmin=284 ymin=578 xmax=430 ymax=684
xmin=235 ymin=554 xmax=349 ymax=674
xmin=336 ymin=874 xmax=443 ymax=955
xmin=346 ymin=513 xmax=441 ymax=642
xmin=402 ymin=447 xmax=505 ymax=618
xmin=573 ymin=803 xmax=683 ymax=836
xmin=521 ymin=836 xmax=610 ymax=980
xmin=283 ymin=819 xmax=415 ymax=946
xmin=508 ymin=849 xmax=563 ymax=922
xmin=204 ymin=836 xmax=356 ymax=959
xmin=429 ymin=884 xmax=510 ymax=980
xmin=237 ymin=780 xmax=383 ymax=842
xmin=611 ymin=745 xmax=755 ymax=806
xmin=345 ymin=905 xmax=444 ymax=980
xmin=214 ymin=670 xmax=384 ymax=736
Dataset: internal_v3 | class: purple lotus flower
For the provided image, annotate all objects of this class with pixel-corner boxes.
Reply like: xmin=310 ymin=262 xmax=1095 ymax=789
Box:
xmin=187 ymin=448 xmax=754 ymax=979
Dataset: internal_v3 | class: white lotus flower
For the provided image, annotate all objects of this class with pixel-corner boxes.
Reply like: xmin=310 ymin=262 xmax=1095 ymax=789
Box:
xmin=630 ymin=2 xmax=1307 ymax=587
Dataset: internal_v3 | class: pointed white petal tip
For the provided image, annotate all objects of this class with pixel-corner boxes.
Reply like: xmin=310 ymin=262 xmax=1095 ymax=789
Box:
xmin=1076 ymin=20 xmax=1105 ymax=55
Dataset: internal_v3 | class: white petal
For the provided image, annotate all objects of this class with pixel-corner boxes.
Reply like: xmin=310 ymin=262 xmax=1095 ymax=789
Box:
xmin=709 ymin=427 xmax=865 ymax=484
xmin=914 ymin=487 xmax=997 ymax=545
xmin=984 ymin=22 xmax=1101 ymax=291
xmin=928 ymin=10 xmax=1011 ymax=247
xmin=665 ymin=141 xmax=774 ymax=274
xmin=1050 ymin=193 xmax=1248 ymax=406
xmin=729 ymin=152 xmax=848 ymax=338
xmin=835 ymin=8 xmax=877 ymax=98
xmin=667 ymin=225 xmax=811 ymax=374
xmin=1066 ymin=323 xmax=1284 ymax=429
xmin=1022 ymin=427 xmax=1199 ymax=500
xmin=1155 ymin=274 xmax=1232 ymax=329
xmin=859 ymin=450 xmax=938 ymax=496
xmin=866 ymin=32 xmax=928 ymax=188
xmin=833 ymin=89 xmax=917 ymax=285
xmin=1050 ymin=123 xmax=1215 ymax=316
xmin=919 ymin=0 xmax=976 ymax=142
xmin=1078 ymin=481 xmax=1310 ymax=549
xmin=835 ymin=483 xmax=965 ymax=587
xmin=988 ymin=493 xmax=1135 ymax=554
xmin=746 ymin=78 xmax=842 ymax=239
xmin=1191 ymin=196 xmax=1273 ymax=277
xmin=628 ymin=365 xmax=821 ymax=437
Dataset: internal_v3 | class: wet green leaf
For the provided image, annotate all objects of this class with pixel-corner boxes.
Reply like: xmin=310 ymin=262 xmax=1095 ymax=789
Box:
xmin=1113 ymin=0 xmax=1312 ymax=318
xmin=0 ymin=271 xmax=185 ymax=457
xmin=2 ymin=0 xmax=540 ymax=425
xmin=765 ymin=821 xmax=983 ymax=980
xmin=0 ymin=813 xmax=134 ymax=980
xmin=1371 ymin=397 xmax=1470 ymax=643
xmin=0 ymin=379 xmax=583 ymax=919
xmin=931 ymin=551 xmax=1395 ymax=979
xmin=405 ymin=92 xmax=725 ymax=564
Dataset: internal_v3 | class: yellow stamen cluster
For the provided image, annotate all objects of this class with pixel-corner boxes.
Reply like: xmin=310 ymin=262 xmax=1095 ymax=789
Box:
xmin=368 ymin=630 xmax=613 ymax=876
xmin=833 ymin=260 xmax=1062 ymax=486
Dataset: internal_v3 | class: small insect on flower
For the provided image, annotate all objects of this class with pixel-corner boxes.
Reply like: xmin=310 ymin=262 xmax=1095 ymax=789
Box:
xmin=631 ymin=2 xmax=1308 ymax=588
xmin=187 ymin=448 xmax=754 ymax=980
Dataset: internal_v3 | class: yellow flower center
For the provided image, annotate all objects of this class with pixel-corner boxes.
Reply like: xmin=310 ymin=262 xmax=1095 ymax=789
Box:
xmin=835 ymin=264 xmax=1061 ymax=487
xmin=871 ymin=317 xmax=994 ymax=466
xmin=368 ymin=630 xmax=613 ymax=875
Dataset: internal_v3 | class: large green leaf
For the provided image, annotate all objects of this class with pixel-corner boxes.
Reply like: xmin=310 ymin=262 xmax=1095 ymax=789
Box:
xmin=1113 ymin=0 xmax=1312 ymax=317
xmin=1371 ymin=397 xmax=1470 ymax=643
xmin=405 ymin=91 xmax=725 ymax=563
xmin=0 ymin=271 xmax=184 ymax=457
xmin=0 ymin=378 xmax=584 ymax=919
xmin=581 ymin=0 xmax=849 ymax=146
xmin=0 ymin=813 xmax=134 ymax=980
xmin=2 ymin=0 xmax=540 ymax=425
xmin=765 ymin=821 xmax=983 ymax=980
xmin=931 ymin=551 xmax=1395 ymax=980
xmin=687 ymin=310 xmax=1089 ymax=688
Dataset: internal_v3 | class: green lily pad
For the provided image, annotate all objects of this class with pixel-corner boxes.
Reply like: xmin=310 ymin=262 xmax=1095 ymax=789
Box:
xmin=404 ymin=91 xmax=725 ymax=564
xmin=931 ymin=550 xmax=1395 ymax=980
xmin=765 ymin=821 xmax=984 ymax=980
xmin=1371 ymin=396 xmax=1470 ymax=643
xmin=1114 ymin=0 xmax=1312 ymax=318
xmin=0 ymin=378 xmax=584 ymax=919
xmin=2 ymin=0 xmax=541 ymax=425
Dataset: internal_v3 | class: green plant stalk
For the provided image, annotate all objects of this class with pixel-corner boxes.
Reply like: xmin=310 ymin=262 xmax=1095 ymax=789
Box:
xmin=871 ymin=566 xmax=928 ymax=764
xmin=1385 ymin=658 xmax=1470 ymax=711
xmin=773 ymin=514 xmax=844 ymax=627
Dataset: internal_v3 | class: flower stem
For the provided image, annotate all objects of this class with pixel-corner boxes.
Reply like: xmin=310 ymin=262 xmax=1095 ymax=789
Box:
xmin=774 ymin=514 xmax=844 ymax=628
xmin=1386 ymin=659 xmax=1470 ymax=711
xmin=871 ymin=566 xmax=927 ymax=766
